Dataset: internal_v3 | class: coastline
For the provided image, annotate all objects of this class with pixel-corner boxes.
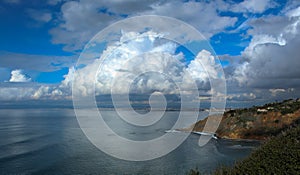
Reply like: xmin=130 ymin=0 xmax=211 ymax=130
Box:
xmin=217 ymin=136 xmax=264 ymax=142
xmin=190 ymin=99 xmax=300 ymax=141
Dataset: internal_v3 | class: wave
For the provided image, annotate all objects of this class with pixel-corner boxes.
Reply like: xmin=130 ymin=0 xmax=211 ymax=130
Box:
xmin=164 ymin=129 xmax=182 ymax=133
xmin=0 ymin=143 xmax=59 ymax=163
xmin=227 ymin=145 xmax=256 ymax=149
xmin=0 ymin=133 xmax=52 ymax=148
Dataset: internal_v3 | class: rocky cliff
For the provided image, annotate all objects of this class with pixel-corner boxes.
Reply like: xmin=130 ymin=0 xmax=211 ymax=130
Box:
xmin=192 ymin=99 xmax=300 ymax=140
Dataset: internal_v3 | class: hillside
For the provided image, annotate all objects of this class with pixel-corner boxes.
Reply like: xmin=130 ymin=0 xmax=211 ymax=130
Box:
xmin=188 ymin=120 xmax=300 ymax=175
xmin=213 ymin=123 xmax=300 ymax=174
xmin=193 ymin=99 xmax=300 ymax=140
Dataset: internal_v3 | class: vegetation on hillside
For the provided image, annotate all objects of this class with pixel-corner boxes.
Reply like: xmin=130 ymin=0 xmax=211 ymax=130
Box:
xmin=213 ymin=124 xmax=300 ymax=174
xmin=192 ymin=98 xmax=300 ymax=140
xmin=213 ymin=121 xmax=299 ymax=175
xmin=187 ymin=99 xmax=300 ymax=175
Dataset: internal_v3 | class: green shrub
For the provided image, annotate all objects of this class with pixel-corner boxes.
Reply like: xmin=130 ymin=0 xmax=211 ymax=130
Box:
xmin=188 ymin=124 xmax=300 ymax=175
xmin=213 ymin=124 xmax=300 ymax=175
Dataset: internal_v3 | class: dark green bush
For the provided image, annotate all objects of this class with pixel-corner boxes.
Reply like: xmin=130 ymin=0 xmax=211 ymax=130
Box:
xmin=214 ymin=125 xmax=300 ymax=175
xmin=188 ymin=124 xmax=300 ymax=175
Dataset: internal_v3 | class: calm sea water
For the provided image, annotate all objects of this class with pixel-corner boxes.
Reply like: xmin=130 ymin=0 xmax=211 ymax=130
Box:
xmin=0 ymin=109 xmax=260 ymax=175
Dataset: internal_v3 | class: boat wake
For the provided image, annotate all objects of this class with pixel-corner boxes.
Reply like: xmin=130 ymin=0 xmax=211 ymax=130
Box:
xmin=165 ymin=130 xmax=218 ymax=139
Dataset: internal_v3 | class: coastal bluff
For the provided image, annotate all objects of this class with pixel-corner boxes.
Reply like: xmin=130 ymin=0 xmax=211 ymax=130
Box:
xmin=192 ymin=99 xmax=300 ymax=140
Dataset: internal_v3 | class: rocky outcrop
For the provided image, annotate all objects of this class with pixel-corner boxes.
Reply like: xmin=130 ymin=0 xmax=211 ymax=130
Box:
xmin=192 ymin=99 xmax=300 ymax=140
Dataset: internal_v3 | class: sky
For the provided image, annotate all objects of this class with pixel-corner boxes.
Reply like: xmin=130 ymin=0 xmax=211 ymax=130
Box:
xmin=0 ymin=0 xmax=300 ymax=107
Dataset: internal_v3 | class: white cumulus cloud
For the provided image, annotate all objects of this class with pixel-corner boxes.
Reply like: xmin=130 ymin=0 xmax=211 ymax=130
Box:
xmin=67 ymin=31 xmax=221 ymax=97
xmin=230 ymin=0 xmax=277 ymax=14
xmin=49 ymin=0 xmax=238 ymax=51
xmin=1 ymin=31 xmax=222 ymax=101
xmin=9 ymin=69 xmax=31 ymax=82
xmin=233 ymin=6 xmax=300 ymax=88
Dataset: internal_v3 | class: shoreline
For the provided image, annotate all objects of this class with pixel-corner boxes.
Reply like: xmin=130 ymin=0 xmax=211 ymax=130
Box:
xmin=217 ymin=136 xmax=264 ymax=142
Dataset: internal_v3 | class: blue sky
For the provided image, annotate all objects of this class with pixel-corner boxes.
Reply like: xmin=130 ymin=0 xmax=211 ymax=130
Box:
xmin=0 ymin=1 xmax=65 ymax=55
xmin=0 ymin=0 xmax=300 ymax=106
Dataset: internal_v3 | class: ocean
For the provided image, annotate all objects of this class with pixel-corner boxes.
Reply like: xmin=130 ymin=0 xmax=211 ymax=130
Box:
xmin=0 ymin=108 xmax=260 ymax=174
